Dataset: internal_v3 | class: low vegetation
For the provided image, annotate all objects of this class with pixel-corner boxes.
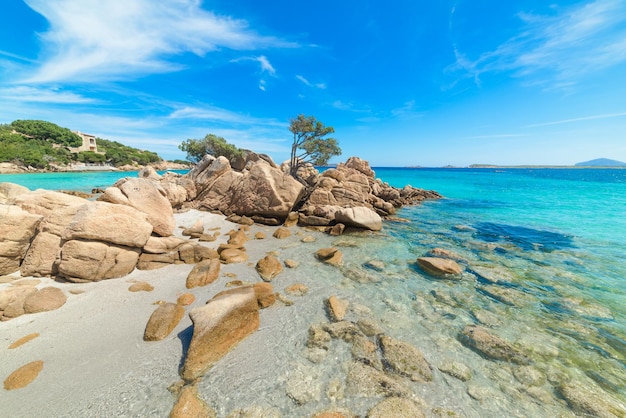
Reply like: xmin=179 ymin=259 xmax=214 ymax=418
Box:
xmin=0 ymin=120 xmax=162 ymax=169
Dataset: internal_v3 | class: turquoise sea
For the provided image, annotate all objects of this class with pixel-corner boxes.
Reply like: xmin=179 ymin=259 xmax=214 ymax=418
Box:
xmin=2 ymin=167 xmax=626 ymax=415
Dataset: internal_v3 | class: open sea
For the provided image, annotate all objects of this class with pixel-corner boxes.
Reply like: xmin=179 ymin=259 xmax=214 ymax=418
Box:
xmin=2 ymin=167 xmax=626 ymax=416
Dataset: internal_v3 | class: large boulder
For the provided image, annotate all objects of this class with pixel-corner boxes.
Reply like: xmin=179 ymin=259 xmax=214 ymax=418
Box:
xmin=143 ymin=303 xmax=185 ymax=341
xmin=57 ymin=240 xmax=141 ymax=282
xmin=99 ymin=177 xmax=175 ymax=237
xmin=63 ymin=201 xmax=153 ymax=248
xmin=181 ymin=286 xmax=260 ymax=382
xmin=13 ymin=190 xmax=87 ymax=236
xmin=19 ymin=232 xmax=62 ymax=277
xmin=0 ymin=205 xmax=43 ymax=275
xmin=0 ymin=182 xmax=30 ymax=204
xmin=335 ymin=206 xmax=382 ymax=231
xmin=186 ymin=258 xmax=221 ymax=288
xmin=459 ymin=325 xmax=530 ymax=365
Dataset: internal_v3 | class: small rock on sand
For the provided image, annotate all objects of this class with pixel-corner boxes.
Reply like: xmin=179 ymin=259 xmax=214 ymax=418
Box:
xmin=4 ymin=360 xmax=44 ymax=390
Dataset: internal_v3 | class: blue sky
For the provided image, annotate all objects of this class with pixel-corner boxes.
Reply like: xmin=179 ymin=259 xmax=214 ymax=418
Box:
xmin=1 ymin=0 xmax=625 ymax=166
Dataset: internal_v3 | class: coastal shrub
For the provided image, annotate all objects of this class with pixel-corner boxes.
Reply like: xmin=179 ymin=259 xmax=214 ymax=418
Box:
xmin=10 ymin=119 xmax=82 ymax=147
xmin=179 ymin=134 xmax=243 ymax=163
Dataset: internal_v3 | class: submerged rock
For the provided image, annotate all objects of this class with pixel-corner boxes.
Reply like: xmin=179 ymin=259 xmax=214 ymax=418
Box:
xmin=417 ymin=257 xmax=462 ymax=277
xmin=367 ymin=397 xmax=426 ymax=418
xmin=379 ymin=335 xmax=433 ymax=382
xmin=459 ymin=325 xmax=530 ymax=365
xmin=557 ymin=382 xmax=626 ymax=418
xmin=345 ymin=361 xmax=410 ymax=398
xmin=326 ymin=295 xmax=349 ymax=322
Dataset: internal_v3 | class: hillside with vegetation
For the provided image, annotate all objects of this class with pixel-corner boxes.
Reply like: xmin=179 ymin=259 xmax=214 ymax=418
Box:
xmin=0 ymin=120 xmax=163 ymax=169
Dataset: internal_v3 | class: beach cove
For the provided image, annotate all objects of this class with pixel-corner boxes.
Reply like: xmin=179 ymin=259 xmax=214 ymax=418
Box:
xmin=1 ymin=165 xmax=626 ymax=417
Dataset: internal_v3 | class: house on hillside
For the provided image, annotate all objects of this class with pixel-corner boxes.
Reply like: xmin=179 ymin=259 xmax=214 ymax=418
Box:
xmin=69 ymin=131 xmax=102 ymax=153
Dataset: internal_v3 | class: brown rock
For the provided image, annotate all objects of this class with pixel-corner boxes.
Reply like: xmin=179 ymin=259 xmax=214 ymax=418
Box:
xmin=284 ymin=259 xmax=299 ymax=269
xmin=177 ymin=293 xmax=196 ymax=306
xmin=186 ymin=258 xmax=221 ymax=289
xmin=62 ymin=201 xmax=153 ymax=247
xmin=459 ymin=325 xmax=530 ymax=364
xmin=100 ymin=177 xmax=176 ymax=237
xmin=23 ymin=287 xmax=67 ymax=314
xmin=316 ymin=247 xmax=343 ymax=266
xmin=228 ymin=229 xmax=248 ymax=246
xmin=329 ymin=223 xmax=345 ymax=236
xmin=283 ymin=211 xmax=299 ymax=227
xmin=19 ymin=231 xmax=62 ymax=277
xmin=253 ymin=282 xmax=276 ymax=308
xmin=367 ymin=397 xmax=426 ymax=418
xmin=345 ymin=361 xmax=410 ymax=398
xmin=335 ymin=207 xmax=382 ymax=231
xmin=219 ymin=248 xmax=248 ymax=264
xmin=379 ymin=335 xmax=433 ymax=382
xmin=143 ymin=303 xmax=185 ymax=341
xmin=182 ymin=219 xmax=204 ymax=238
xmin=0 ymin=286 xmax=38 ymax=319
xmin=143 ymin=236 xmax=187 ymax=254
xmin=3 ymin=360 xmax=44 ymax=390
xmin=170 ymin=385 xmax=216 ymax=418
xmin=181 ymin=286 xmax=260 ymax=381
xmin=255 ymin=254 xmax=283 ymax=281
xmin=327 ymin=295 xmax=349 ymax=322
xmin=58 ymin=240 xmax=140 ymax=282
xmin=273 ymin=227 xmax=291 ymax=239
xmin=9 ymin=333 xmax=40 ymax=349
xmin=128 ymin=282 xmax=154 ymax=292
xmin=0 ymin=204 xmax=42 ymax=275
xmin=285 ymin=283 xmax=308 ymax=296
xmin=254 ymin=231 xmax=266 ymax=239
xmin=417 ymin=257 xmax=462 ymax=277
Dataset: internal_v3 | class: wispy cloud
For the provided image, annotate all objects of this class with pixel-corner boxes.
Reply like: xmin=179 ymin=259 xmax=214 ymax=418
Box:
xmin=0 ymin=86 xmax=95 ymax=104
xmin=526 ymin=111 xmax=626 ymax=128
xmin=168 ymin=105 xmax=283 ymax=128
xmin=464 ymin=134 xmax=527 ymax=140
xmin=450 ymin=0 xmax=626 ymax=87
xmin=296 ymin=75 xmax=326 ymax=89
xmin=21 ymin=0 xmax=297 ymax=83
xmin=391 ymin=100 xmax=424 ymax=119
xmin=231 ymin=55 xmax=277 ymax=90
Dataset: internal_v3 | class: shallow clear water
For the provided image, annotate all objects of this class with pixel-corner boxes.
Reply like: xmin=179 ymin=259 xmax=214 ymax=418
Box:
xmin=3 ymin=167 xmax=626 ymax=416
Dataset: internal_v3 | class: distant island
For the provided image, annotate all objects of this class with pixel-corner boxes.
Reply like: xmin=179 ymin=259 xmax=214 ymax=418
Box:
xmin=574 ymin=158 xmax=626 ymax=167
xmin=470 ymin=158 xmax=626 ymax=169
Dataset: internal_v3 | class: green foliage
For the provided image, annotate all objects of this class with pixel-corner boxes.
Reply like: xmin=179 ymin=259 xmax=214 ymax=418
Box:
xmin=0 ymin=120 xmax=162 ymax=169
xmin=97 ymin=138 xmax=161 ymax=166
xmin=289 ymin=114 xmax=341 ymax=176
xmin=10 ymin=119 xmax=82 ymax=147
xmin=179 ymin=134 xmax=243 ymax=163
xmin=0 ymin=130 xmax=73 ymax=168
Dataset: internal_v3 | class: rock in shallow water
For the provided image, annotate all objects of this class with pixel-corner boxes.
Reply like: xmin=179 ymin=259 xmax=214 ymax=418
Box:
xmin=379 ymin=335 xmax=433 ymax=382
xmin=459 ymin=325 xmax=530 ymax=365
xmin=417 ymin=257 xmax=462 ymax=277
xmin=367 ymin=397 xmax=426 ymax=418
xmin=181 ymin=286 xmax=259 ymax=382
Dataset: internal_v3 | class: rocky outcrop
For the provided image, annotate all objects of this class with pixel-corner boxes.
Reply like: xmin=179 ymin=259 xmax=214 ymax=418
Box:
xmin=58 ymin=240 xmax=141 ymax=282
xmin=156 ymin=154 xmax=440 ymax=229
xmin=99 ymin=177 xmax=175 ymax=237
xmin=0 ymin=205 xmax=42 ymax=275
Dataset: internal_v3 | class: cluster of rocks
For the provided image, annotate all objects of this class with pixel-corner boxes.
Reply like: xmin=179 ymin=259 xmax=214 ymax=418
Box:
xmin=146 ymin=153 xmax=441 ymax=230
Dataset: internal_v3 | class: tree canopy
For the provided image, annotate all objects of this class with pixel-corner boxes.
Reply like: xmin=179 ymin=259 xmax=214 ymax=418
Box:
xmin=179 ymin=134 xmax=243 ymax=163
xmin=0 ymin=120 xmax=163 ymax=169
xmin=9 ymin=119 xmax=82 ymax=147
xmin=289 ymin=114 xmax=341 ymax=177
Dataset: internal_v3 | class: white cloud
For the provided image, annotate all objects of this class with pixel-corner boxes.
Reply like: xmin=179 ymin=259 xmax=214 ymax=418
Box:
xmin=451 ymin=0 xmax=626 ymax=87
xmin=22 ymin=0 xmax=296 ymax=83
xmin=526 ymin=111 xmax=626 ymax=128
xmin=296 ymin=74 xmax=326 ymax=89
xmin=0 ymin=86 xmax=95 ymax=104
